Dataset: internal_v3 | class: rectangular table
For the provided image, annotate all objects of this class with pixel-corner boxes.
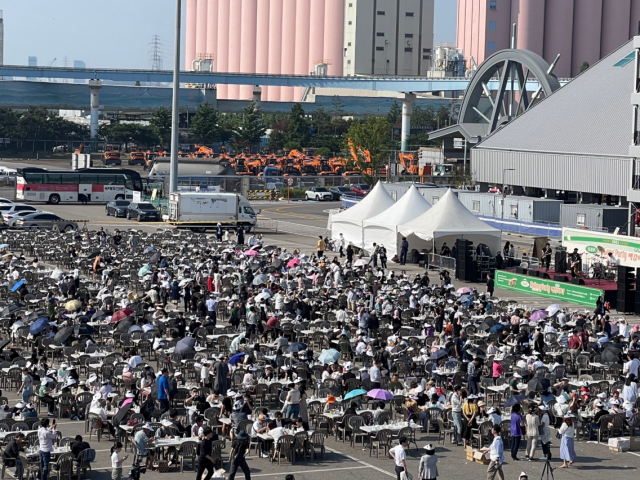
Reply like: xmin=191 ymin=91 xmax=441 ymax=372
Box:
xmin=361 ymin=423 xmax=422 ymax=433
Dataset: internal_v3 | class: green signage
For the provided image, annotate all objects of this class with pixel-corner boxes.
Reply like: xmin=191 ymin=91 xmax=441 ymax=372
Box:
xmin=494 ymin=271 xmax=604 ymax=308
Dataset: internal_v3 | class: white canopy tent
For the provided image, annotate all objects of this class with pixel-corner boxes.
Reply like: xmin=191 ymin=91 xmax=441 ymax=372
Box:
xmin=363 ymin=185 xmax=432 ymax=256
xmin=399 ymin=188 xmax=502 ymax=254
xmin=330 ymin=181 xmax=395 ymax=248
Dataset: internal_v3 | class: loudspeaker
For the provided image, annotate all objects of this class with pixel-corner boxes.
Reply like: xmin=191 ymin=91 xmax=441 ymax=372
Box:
xmin=553 ymin=275 xmax=567 ymax=282
xmin=618 ymin=266 xmax=634 ymax=289
xmin=555 ymin=248 xmax=567 ymax=273
xmin=571 ymin=278 xmax=585 ymax=285
xmin=516 ymin=267 xmax=527 ymax=274
xmin=542 ymin=273 xmax=551 ymax=279
xmin=618 ymin=288 xmax=636 ymax=313
xmin=529 ymin=270 xmax=539 ymax=277
xmin=635 ymin=291 xmax=640 ymax=315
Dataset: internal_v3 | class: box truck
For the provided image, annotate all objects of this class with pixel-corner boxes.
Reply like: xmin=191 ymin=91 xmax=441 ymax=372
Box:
xmin=168 ymin=192 xmax=257 ymax=233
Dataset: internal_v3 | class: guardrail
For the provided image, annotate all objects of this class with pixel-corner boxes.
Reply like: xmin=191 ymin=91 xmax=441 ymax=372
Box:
xmin=256 ymin=219 xmax=328 ymax=238
xmin=427 ymin=253 xmax=456 ymax=271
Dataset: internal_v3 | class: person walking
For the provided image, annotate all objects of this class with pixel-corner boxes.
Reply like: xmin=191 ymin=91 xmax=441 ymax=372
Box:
xmin=559 ymin=414 xmax=576 ymax=468
xmin=317 ymin=236 xmax=326 ymax=258
xmin=524 ymin=406 xmax=540 ymax=461
xmin=338 ymin=233 xmax=345 ymax=257
xmin=216 ymin=223 xmax=224 ymax=242
xmin=197 ymin=428 xmax=217 ymax=480
xmin=228 ymin=431 xmax=251 ymax=480
xmin=379 ymin=244 xmax=388 ymax=269
xmin=38 ymin=418 xmax=57 ymax=480
xmin=110 ymin=442 xmax=128 ymax=480
xmin=486 ymin=425 xmax=505 ymax=480
xmin=510 ymin=404 xmax=524 ymax=461
xmin=538 ymin=405 xmax=552 ymax=460
xmin=400 ymin=237 xmax=409 ymax=265
xmin=371 ymin=243 xmax=379 ymax=268
xmin=451 ymin=385 xmax=463 ymax=446
xmin=486 ymin=274 xmax=495 ymax=297
xmin=237 ymin=226 xmax=245 ymax=246
xmin=418 ymin=444 xmax=438 ymax=480
xmin=389 ymin=437 xmax=409 ymax=480
xmin=157 ymin=368 xmax=171 ymax=414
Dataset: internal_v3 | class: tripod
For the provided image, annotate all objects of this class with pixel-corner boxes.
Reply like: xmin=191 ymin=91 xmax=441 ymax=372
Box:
xmin=541 ymin=459 xmax=555 ymax=480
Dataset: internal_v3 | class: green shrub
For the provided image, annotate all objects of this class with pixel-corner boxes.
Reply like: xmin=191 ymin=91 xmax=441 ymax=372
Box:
xmin=279 ymin=187 xmax=306 ymax=199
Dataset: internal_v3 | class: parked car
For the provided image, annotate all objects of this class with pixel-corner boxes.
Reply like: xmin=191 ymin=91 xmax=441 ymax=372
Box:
xmin=6 ymin=209 xmax=41 ymax=227
xmin=0 ymin=203 xmax=39 ymax=220
xmin=15 ymin=212 xmax=78 ymax=231
xmin=0 ymin=198 xmax=14 ymax=204
xmin=105 ymin=200 xmax=131 ymax=217
xmin=350 ymin=184 xmax=371 ymax=196
xmin=305 ymin=187 xmax=333 ymax=201
xmin=328 ymin=186 xmax=353 ymax=200
xmin=126 ymin=202 xmax=161 ymax=221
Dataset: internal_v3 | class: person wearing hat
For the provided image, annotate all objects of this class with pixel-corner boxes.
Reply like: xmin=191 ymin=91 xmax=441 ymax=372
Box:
xmin=196 ymin=428 xmax=217 ymax=480
xmin=228 ymin=430 xmax=251 ymax=480
xmin=558 ymin=414 xmax=576 ymax=468
xmin=134 ymin=424 xmax=156 ymax=469
xmin=418 ymin=444 xmax=438 ymax=480
xmin=509 ymin=373 xmax=523 ymax=397
xmin=518 ymin=473 xmax=528 ymax=480
xmin=18 ymin=367 xmax=33 ymax=404
xmin=39 ymin=377 xmax=56 ymax=417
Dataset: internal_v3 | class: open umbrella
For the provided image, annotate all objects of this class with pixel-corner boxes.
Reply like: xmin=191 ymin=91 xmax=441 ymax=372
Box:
xmin=527 ymin=377 xmax=550 ymax=393
xmin=390 ymin=345 xmax=406 ymax=354
xmin=0 ymin=244 xmax=9 ymax=249
xmin=116 ymin=317 xmax=135 ymax=333
xmin=29 ymin=317 xmax=49 ymax=335
xmin=138 ymin=264 xmax=151 ymax=277
xmin=504 ymin=394 xmax=527 ymax=407
xmin=286 ymin=258 xmax=301 ymax=269
xmin=480 ymin=319 xmax=497 ymax=331
xmin=91 ymin=310 xmax=105 ymax=321
xmin=467 ymin=347 xmax=486 ymax=360
xmin=489 ymin=324 xmax=504 ymax=333
xmin=10 ymin=280 xmax=25 ymax=292
xmin=111 ymin=308 xmax=134 ymax=323
xmin=457 ymin=287 xmax=473 ymax=294
xmin=175 ymin=337 xmax=196 ymax=355
xmin=74 ymin=324 xmax=95 ymax=336
xmin=429 ymin=348 xmax=449 ymax=361
xmin=0 ymin=340 xmax=10 ymax=351
xmin=546 ymin=304 xmax=560 ymax=316
xmin=459 ymin=295 xmax=474 ymax=305
xmin=252 ymin=274 xmax=268 ymax=286
xmin=143 ymin=246 xmax=156 ymax=255
xmin=318 ymin=349 xmax=340 ymax=365
xmin=353 ymin=258 xmax=370 ymax=267
xmin=229 ymin=353 xmax=247 ymax=364
xmin=243 ymin=250 xmax=259 ymax=257
xmin=367 ymin=389 xmax=394 ymax=401
xmin=271 ymin=259 xmax=283 ymax=269
xmin=111 ymin=402 xmax=132 ymax=426
xmin=601 ymin=346 xmax=624 ymax=363
xmin=1 ymin=304 xmax=22 ymax=316
xmin=50 ymin=269 xmax=64 ymax=280
xmin=149 ymin=252 xmax=161 ymax=265
xmin=51 ymin=326 xmax=74 ymax=346
xmin=65 ymin=300 xmax=82 ymax=311
xmin=530 ymin=310 xmax=548 ymax=321
xmin=344 ymin=389 xmax=367 ymax=400
xmin=287 ymin=342 xmax=307 ymax=352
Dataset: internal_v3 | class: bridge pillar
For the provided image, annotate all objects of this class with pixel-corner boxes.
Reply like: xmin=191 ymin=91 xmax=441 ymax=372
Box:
xmin=401 ymin=93 xmax=416 ymax=153
xmin=88 ymin=80 xmax=102 ymax=140
xmin=252 ymin=86 xmax=262 ymax=109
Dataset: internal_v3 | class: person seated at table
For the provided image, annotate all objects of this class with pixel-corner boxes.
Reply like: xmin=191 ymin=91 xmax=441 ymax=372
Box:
xmin=7 ymin=402 xmax=23 ymax=418
xmin=268 ymin=411 xmax=291 ymax=430
xmin=293 ymin=417 xmax=308 ymax=432
xmin=2 ymin=432 xmax=24 ymax=479
xmin=260 ymin=365 xmax=276 ymax=382
xmin=22 ymin=403 xmax=37 ymax=419
xmin=589 ymin=401 xmax=609 ymax=439
xmin=251 ymin=414 xmax=270 ymax=458
xmin=70 ymin=435 xmax=91 ymax=462
xmin=134 ymin=424 xmax=157 ymax=470
xmin=241 ymin=393 xmax=254 ymax=416
xmin=387 ymin=374 xmax=403 ymax=392
xmin=90 ymin=395 xmax=117 ymax=436
xmin=486 ymin=407 xmax=502 ymax=425
xmin=243 ymin=366 xmax=258 ymax=386
xmin=610 ymin=398 xmax=625 ymax=414
xmin=279 ymin=366 xmax=295 ymax=383
xmin=140 ymin=371 xmax=155 ymax=401
xmin=39 ymin=377 xmax=57 ymax=417
xmin=553 ymin=378 xmax=571 ymax=395
xmin=167 ymin=409 xmax=187 ymax=437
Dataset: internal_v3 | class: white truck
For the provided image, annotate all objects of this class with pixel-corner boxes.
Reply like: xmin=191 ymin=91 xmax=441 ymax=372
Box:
xmin=167 ymin=192 xmax=257 ymax=233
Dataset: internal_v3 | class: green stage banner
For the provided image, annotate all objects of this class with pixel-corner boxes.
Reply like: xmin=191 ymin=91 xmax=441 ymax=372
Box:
xmin=495 ymin=271 xmax=603 ymax=307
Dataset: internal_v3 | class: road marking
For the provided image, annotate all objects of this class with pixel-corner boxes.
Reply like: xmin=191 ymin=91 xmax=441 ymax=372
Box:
xmin=326 ymin=446 xmax=395 ymax=478
xmin=86 ymin=465 xmax=373 ymax=474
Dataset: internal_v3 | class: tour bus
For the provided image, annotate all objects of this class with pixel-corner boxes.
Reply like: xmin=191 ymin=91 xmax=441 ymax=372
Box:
xmin=16 ymin=168 xmax=144 ymax=204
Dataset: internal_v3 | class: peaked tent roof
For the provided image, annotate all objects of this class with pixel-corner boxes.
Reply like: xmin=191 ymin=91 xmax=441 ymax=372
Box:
xmin=475 ymin=40 xmax=634 ymax=158
xmin=332 ymin=181 xmax=395 ymax=224
xmin=363 ymin=185 xmax=432 ymax=228
xmin=399 ymin=188 xmax=501 ymax=239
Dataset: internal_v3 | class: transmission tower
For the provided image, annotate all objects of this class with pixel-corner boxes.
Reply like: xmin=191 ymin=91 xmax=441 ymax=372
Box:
xmin=149 ymin=35 xmax=164 ymax=71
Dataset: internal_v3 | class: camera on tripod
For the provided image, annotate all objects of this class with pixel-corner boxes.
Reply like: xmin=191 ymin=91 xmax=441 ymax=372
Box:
xmin=128 ymin=462 xmax=147 ymax=480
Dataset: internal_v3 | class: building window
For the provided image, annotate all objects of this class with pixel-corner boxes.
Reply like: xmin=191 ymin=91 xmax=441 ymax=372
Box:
xmin=405 ymin=33 xmax=414 ymax=38
xmin=432 ymin=196 xmax=439 ymax=204
xmin=472 ymin=201 xmax=480 ymax=213
xmin=422 ymin=55 xmax=431 ymax=60
xmin=347 ymin=60 xmax=351 ymax=64
xmin=377 ymin=32 xmax=385 ymax=36
xmin=348 ymin=42 xmax=352 ymax=46
xmin=405 ymin=47 xmax=413 ymax=52
xmin=423 ymin=48 xmax=431 ymax=53
xmin=406 ymin=12 xmax=414 ymax=17
xmin=489 ymin=21 xmax=496 ymax=30
xmin=576 ymin=213 xmax=586 ymax=227
xmin=349 ymin=2 xmax=353 ymax=6
xmin=391 ymin=191 xmax=397 ymax=201
xmin=488 ymin=41 xmax=496 ymax=51
xmin=377 ymin=10 xmax=385 ymax=15
xmin=344 ymin=48 xmax=348 ymax=56
xmin=490 ymin=0 xmax=497 ymax=10
xmin=376 ymin=46 xmax=385 ymax=51
xmin=348 ymin=20 xmax=352 ymax=25
xmin=510 ymin=205 xmax=518 ymax=219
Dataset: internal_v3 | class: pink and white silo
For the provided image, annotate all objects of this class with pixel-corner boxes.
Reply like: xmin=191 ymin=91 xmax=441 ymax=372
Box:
xmin=195 ymin=0 xmax=208 ymax=58
xmin=267 ymin=0 xmax=284 ymax=101
xmin=323 ymin=0 xmax=345 ymax=76
xmin=280 ymin=0 xmax=297 ymax=102
xmin=206 ymin=0 xmax=219 ymax=61
xmin=571 ymin=0 xmax=603 ymax=76
xmin=185 ymin=0 xmax=197 ymax=70
xmin=517 ymin=0 xmax=545 ymax=57
xmin=601 ymin=0 xmax=631 ymax=57
xmin=543 ymin=0 xmax=574 ymax=79
xmin=631 ymin=0 xmax=640 ymax=38
xmin=308 ymin=0 xmax=326 ymax=74
xmin=227 ymin=0 xmax=243 ymax=99
xmin=294 ymin=0 xmax=311 ymax=101
xmin=216 ymin=0 xmax=230 ymax=98
xmin=256 ymin=0 xmax=271 ymax=100
xmin=240 ymin=0 xmax=258 ymax=100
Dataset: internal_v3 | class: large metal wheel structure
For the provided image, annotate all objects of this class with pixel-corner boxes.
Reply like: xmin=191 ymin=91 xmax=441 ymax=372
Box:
xmin=458 ymin=49 xmax=561 ymax=138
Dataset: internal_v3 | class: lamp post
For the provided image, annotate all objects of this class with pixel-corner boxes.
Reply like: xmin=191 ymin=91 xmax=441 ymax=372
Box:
xmin=169 ymin=0 xmax=182 ymax=194
xmin=501 ymin=168 xmax=515 ymax=218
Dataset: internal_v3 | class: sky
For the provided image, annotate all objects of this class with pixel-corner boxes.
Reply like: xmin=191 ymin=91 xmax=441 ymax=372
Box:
xmin=3 ymin=0 xmax=457 ymax=69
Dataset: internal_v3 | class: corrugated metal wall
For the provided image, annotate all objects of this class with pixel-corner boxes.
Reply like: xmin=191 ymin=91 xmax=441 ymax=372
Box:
xmin=381 ymin=184 xmax=456 ymax=204
xmin=559 ymin=204 xmax=628 ymax=232
xmin=457 ymin=192 xmax=561 ymax=223
xmin=602 ymin=208 xmax=629 ymax=232
xmin=532 ymin=201 xmax=561 ymax=223
xmin=473 ymin=149 xmax=631 ymax=197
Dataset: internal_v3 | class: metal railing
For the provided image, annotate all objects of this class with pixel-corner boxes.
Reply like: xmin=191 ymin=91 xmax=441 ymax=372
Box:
xmin=256 ymin=218 xmax=328 ymax=238
xmin=427 ymin=253 xmax=456 ymax=271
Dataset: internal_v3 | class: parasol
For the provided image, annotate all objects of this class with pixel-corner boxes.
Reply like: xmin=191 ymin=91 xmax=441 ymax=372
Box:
xmin=344 ymin=389 xmax=367 ymax=400
xmin=318 ymin=349 xmax=340 ymax=365
xmin=286 ymin=259 xmax=301 ymax=269
xmin=429 ymin=348 xmax=449 ymax=360
xmin=149 ymin=252 xmax=161 ymax=264
xmin=29 ymin=317 xmax=49 ymax=335
xmin=480 ymin=319 xmax=497 ymax=331
xmin=11 ymin=280 xmax=26 ymax=292
xmin=243 ymin=250 xmax=259 ymax=257
xmin=138 ymin=265 xmax=151 ymax=277
xmin=504 ymin=394 xmax=527 ymax=407
xmin=51 ymin=326 xmax=74 ymax=346
xmin=1 ymin=304 xmax=22 ymax=316
xmin=367 ymin=389 xmax=394 ymax=400
xmin=353 ymin=258 xmax=370 ymax=267
xmin=175 ymin=337 xmax=196 ymax=354
xmin=65 ymin=300 xmax=82 ymax=311
xmin=111 ymin=308 xmax=134 ymax=323
xmin=229 ymin=353 xmax=247 ymax=364
xmin=116 ymin=318 xmax=135 ymax=333
xmin=287 ymin=342 xmax=307 ymax=352
xmin=91 ymin=310 xmax=105 ymax=321
xmin=489 ymin=324 xmax=504 ymax=333
xmin=252 ymin=274 xmax=268 ymax=286
xmin=530 ymin=310 xmax=548 ymax=321
xmin=467 ymin=347 xmax=486 ymax=360
xmin=546 ymin=304 xmax=560 ymax=316
xmin=457 ymin=287 xmax=473 ymax=294
xmin=600 ymin=346 xmax=624 ymax=363
xmin=526 ymin=377 xmax=550 ymax=393
xmin=74 ymin=324 xmax=95 ymax=336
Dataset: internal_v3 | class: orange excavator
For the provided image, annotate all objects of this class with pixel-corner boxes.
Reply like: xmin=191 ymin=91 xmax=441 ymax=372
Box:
xmin=103 ymin=144 xmax=121 ymax=165
xmin=398 ymin=152 xmax=431 ymax=179
xmin=128 ymin=145 xmax=146 ymax=166
xmin=192 ymin=144 xmax=214 ymax=158
xmin=347 ymin=138 xmax=386 ymax=177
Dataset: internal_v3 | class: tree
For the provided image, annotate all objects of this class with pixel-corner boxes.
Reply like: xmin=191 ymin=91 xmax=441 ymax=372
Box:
xmin=150 ymin=106 xmax=172 ymax=145
xmin=17 ymin=106 xmax=48 ymax=146
xmin=286 ymin=103 xmax=310 ymax=147
xmin=266 ymin=129 xmax=286 ymax=152
xmin=190 ymin=102 xmax=221 ymax=144
xmin=315 ymin=147 xmax=332 ymax=157
xmin=345 ymin=117 xmax=392 ymax=184
xmin=450 ymin=166 xmax=474 ymax=189
xmin=331 ymin=95 xmax=346 ymax=118
xmin=579 ymin=61 xmax=590 ymax=74
xmin=0 ymin=108 xmax=20 ymax=140
xmin=387 ymin=100 xmax=402 ymax=125
xmin=436 ymin=106 xmax=451 ymax=129
xmin=411 ymin=105 xmax=437 ymax=128
xmin=232 ymin=101 xmax=266 ymax=152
